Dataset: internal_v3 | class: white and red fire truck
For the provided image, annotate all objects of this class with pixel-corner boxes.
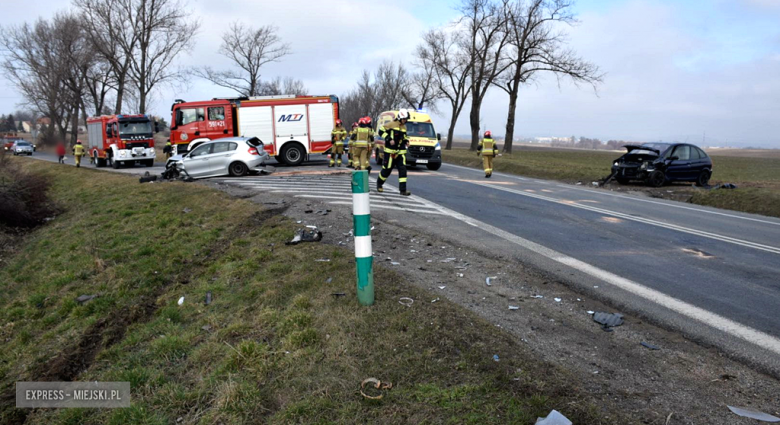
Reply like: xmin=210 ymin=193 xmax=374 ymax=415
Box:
xmin=169 ymin=95 xmax=339 ymax=165
xmin=86 ymin=114 xmax=156 ymax=168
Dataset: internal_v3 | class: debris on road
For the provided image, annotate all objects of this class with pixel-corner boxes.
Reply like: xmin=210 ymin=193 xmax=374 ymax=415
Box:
xmin=508 ymin=306 xmax=520 ymax=310
xmin=182 ymin=207 xmax=192 ymax=214
xmin=726 ymin=406 xmax=780 ymax=422
xmin=641 ymin=341 xmax=660 ymax=350
xmin=532 ymin=295 xmax=544 ymax=299
xmin=177 ymin=296 xmax=185 ymax=306
xmin=315 ymin=258 xmax=330 ymax=262
xmin=440 ymin=258 xmax=457 ymax=263
xmin=431 ymin=298 xmax=440 ymax=303
xmin=360 ymin=377 xmax=392 ymax=400
xmin=486 ymin=276 xmax=497 ymax=286
xmin=399 ymin=297 xmax=414 ymax=307
xmin=535 ymin=410 xmax=572 ymax=425
xmin=592 ymin=312 xmax=624 ymax=331
xmin=719 ymin=183 xmax=738 ymax=190
xmin=331 ymin=293 xmax=346 ymax=297
xmin=325 ymin=277 xmax=333 ymax=284
xmin=75 ymin=294 xmax=98 ymax=304
xmin=205 ymin=291 xmax=212 ymax=306
xmin=391 ymin=262 xmax=401 ymax=266
xmin=492 ymin=354 xmax=500 ymax=362
xmin=438 ymin=286 xmax=446 ymax=289
xmin=554 ymin=298 xmax=562 ymax=303
xmin=286 ymin=228 xmax=323 ymax=245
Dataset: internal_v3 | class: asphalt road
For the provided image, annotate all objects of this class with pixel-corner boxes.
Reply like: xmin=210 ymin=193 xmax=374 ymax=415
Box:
xmin=26 ymin=152 xmax=780 ymax=373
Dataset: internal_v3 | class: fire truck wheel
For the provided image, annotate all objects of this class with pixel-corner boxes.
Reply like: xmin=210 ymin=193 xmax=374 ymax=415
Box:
xmin=280 ymin=144 xmax=304 ymax=166
xmin=145 ymin=159 xmax=154 ymax=167
xmin=229 ymin=161 xmax=248 ymax=177
xmin=97 ymin=157 xmax=107 ymax=168
xmin=112 ymin=159 xmax=121 ymax=169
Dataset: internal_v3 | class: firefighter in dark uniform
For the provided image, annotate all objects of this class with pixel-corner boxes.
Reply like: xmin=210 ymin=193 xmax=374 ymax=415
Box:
xmin=330 ymin=119 xmax=347 ymax=167
xmin=376 ymin=109 xmax=411 ymax=196
xmin=478 ymin=130 xmax=498 ymax=178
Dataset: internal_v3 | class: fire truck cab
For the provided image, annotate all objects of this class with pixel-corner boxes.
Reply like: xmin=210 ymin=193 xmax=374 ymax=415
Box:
xmin=170 ymin=95 xmax=339 ymax=166
xmin=86 ymin=114 xmax=156 ymax=168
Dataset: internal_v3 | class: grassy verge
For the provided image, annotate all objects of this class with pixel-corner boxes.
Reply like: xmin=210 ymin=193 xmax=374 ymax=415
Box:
xmin=0 ymin=159 xmax=616 ymax=424
xmin=443 ymin=148 xmax=780 ymax=218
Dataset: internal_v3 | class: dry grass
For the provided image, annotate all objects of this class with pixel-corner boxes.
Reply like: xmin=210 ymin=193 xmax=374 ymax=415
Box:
xmin=0 ymin=160 xmax=621 ymax=424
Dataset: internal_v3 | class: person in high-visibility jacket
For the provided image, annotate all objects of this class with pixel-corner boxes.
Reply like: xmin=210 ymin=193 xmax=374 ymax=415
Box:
xmin=347 ymin=122 xmax=358 ymax=167
xmin=163 ymin=139 xmax=172 ymax=160
xmin=352 ymin=116 xmax=375 ymax=172
xmin=330 ymin=120 xmax=347 ymax=167
xmin=376 ymin=109 xmax=411 ymax=195
xmin=72 ymin=140 xmax=85 ymax=168
xmin=478 ymin=130 xmax=498 ymax=178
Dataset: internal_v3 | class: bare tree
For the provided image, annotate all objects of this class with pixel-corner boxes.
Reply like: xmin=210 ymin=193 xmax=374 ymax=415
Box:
xmin=126 ymin=0 xmax=199 ymax=113
xmin=76 ymin=0 xmax=136 ymax=114
xmin=497 ymin=0 xmax=603 ymax=153
xmin=417 ymin=28 xmax=472 ymax=149
xmin=258 ymin=76 xmax=308 ymax=96
xmin=197 ymin=22 xmax=291 ymax=97
xmin=1 ymin=17 xmax=77 ymax=144
xmin=402 ymin=65 xmax=443 ymax=113
xmin=459 ymin=0 xmax=513 ymax=150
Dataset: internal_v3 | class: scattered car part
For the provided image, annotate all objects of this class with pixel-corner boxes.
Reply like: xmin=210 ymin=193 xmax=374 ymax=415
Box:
xmin=177 ymin=296 xmax=184 ymax=305
xmin=641 ymin=342 xmax=660 ymax=350
xmin=593 ymin=312 xmax=624 ymax=331
xmin=205 ymin=291 xmax=212 ymax=306
xmin=75 ymin=294 xmax=97 ymax=304
xmin=398 ymin=297 xmax=414 ymax=307
xmin=486 ymin=276 xmax=497 ymax=286
xmin=726 ymin=406 xmax=780 ymax=422
xmin=286 ymin=228 xmax=323 ymax=245
xmin=535 ymin=410 xmax=573 ymax=425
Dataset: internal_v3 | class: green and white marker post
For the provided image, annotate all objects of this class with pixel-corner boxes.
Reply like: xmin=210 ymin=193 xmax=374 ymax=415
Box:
xmin=351 ymin=170 xmax=374 ymax=306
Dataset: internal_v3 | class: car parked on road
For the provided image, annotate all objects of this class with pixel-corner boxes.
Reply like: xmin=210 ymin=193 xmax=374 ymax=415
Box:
xmin=611 ymin=142 xmax=713 ymax=187
xmin=165 ymin=137 xmax=270 ymax=179
xmin=11 ymin=141 xmax=34 ymax=156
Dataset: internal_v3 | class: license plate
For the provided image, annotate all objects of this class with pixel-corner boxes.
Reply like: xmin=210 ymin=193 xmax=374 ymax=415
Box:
xmin=416 ymin=159 xmax=428 ymax=164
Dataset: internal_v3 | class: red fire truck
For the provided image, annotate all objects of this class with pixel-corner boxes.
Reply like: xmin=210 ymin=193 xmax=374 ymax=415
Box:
xmin=86 ymin=114 xmax=156 ymax=168
xmin=169 ymin=95 xmax=339 ymax=165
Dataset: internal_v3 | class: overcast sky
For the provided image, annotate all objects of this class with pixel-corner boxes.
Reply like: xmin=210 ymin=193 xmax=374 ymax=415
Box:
xmin=1 ymin=0 xmax=779 ymax=147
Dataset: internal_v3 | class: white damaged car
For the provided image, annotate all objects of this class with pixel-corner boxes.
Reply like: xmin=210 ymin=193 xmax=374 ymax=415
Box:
xmin=165 ymin=137 xmax=271 ymax=179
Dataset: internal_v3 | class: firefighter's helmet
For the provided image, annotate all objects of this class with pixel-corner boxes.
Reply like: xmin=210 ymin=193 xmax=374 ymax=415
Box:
xmin=397 ymin=109 xmax=410 ymax=121
xmin=363 ymin=116 xmax=372 ymax=125
xmin=352 ymin=122 xmax=358 ymax=128
xmin=335 ymin=119 xmax=342 ymax=126
xmin=484 ymin=131 xmax=492 ymax=138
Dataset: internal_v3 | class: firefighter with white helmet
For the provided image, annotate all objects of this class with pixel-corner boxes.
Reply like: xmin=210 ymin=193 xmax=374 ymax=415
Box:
xmin=478 ymin=130 xmax=498 ymax=178
xmin=376 ymin=109 xmax=411 ymax=195
xmin=330 ymin=119 xmax=347 ymax=167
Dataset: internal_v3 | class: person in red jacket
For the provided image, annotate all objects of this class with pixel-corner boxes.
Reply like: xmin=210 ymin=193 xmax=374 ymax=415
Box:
xmin=56 ymin=141 xmax=66 ymax=164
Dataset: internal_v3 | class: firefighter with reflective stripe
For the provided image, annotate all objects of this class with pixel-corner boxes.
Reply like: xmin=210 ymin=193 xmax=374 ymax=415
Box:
xmin=330 ymin=119 xmax=347 ymax=167
xmin=352 ymin=116 xmax=374 ymax=172
xmin=478 ymin=130 xmax=498 ymax=178
xmin=347 ymin=122 xmax=358 ymax=167
xmin=72 ymin=140 xmax=85 ymax=168
xmin=376 ymin=109 xmax=411 ymax=195
xmin=163 ymin=139 xmax=173 ymax=160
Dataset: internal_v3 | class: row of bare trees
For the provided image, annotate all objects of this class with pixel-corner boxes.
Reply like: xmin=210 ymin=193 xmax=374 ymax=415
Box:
xmin=341 ymin=0 xmax=603 ymax=152
xmin=1 ymin=0 xmax=199 ymax=144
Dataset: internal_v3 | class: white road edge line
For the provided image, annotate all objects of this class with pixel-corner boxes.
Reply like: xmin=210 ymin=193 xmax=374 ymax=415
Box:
xmin=466 ymin=181 xmax=780 ymax=255
xmin=402 ymin=186 xmax=780 ymax=356
xmin=441 ymin=163 xmax=780 ymax=226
